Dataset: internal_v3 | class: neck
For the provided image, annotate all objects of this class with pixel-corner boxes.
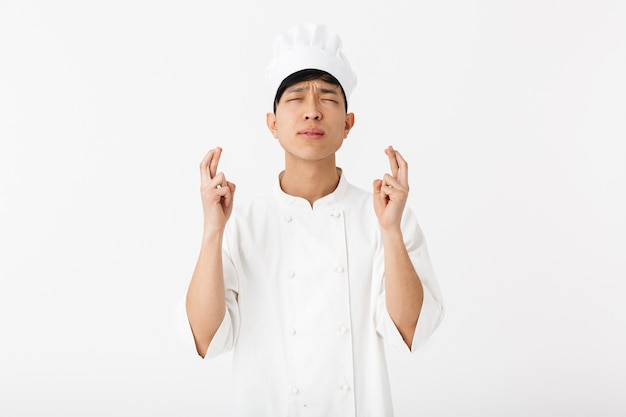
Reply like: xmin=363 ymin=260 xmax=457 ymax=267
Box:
xmin=280 ymin=157 xmax=340 ymax=206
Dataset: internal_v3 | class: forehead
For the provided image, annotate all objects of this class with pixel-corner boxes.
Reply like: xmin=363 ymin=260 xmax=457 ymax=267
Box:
xmin=284 ymin=79 xmax=342 ymax=93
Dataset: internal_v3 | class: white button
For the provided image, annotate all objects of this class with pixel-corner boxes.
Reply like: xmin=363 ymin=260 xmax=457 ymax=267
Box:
xmin=340 ymin=384 xmax=350 ymax=391
xmin=284 ymin=215 xmax=292 ymax=222
xmin=330 ymin=210 xmax=341 ymax=218
xmin=288 ymin=271 xmax=295 ymax=278
xmin=335 ymin=266 xmax=345 ymax=273
xmin=291 ymin=387 xmax=299 ymax=395
xmin=339 ymin=326 xmax=349 ymax=334
xmin=288 ymin=328 xmax=296 ymax=335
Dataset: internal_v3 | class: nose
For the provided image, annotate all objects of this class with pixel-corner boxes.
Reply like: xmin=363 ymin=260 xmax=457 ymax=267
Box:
xmin=303 ymin=95 xmax=322 ymax=120
xmin=305 ymin=111 xmax=321 ymax=120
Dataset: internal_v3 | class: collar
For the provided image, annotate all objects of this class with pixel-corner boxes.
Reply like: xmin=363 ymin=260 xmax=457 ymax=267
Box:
xmin=274 ymin=168 xmax=349 ymax=209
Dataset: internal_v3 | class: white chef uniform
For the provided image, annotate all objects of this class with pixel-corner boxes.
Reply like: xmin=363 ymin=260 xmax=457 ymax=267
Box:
xmin=181 ymin=171 xmax=444 ymax=417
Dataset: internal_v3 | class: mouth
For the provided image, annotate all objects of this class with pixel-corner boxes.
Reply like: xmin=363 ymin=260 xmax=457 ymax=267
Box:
xmin=297 ymin=128 xmax=325 ymax=139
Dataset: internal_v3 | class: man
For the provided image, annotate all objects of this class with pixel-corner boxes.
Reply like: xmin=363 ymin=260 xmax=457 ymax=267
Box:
xmin=184 ymin=23 xmax=444 ymax=416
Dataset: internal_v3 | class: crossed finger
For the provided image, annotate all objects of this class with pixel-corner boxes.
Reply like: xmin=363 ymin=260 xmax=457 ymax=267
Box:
xmin=209 ymin=147 xmax=221 ymax=178
xmin=385 ymin=146 xmax=408 ymax=187
xmin=200 ymin=147 xmax=223 ymax=184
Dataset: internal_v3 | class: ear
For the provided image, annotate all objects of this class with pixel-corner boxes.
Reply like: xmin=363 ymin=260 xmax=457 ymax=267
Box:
xmin=266 ymin=112 xmax=278 ymax=138
xmin=343 ymin=112 xmax=355 ymax=138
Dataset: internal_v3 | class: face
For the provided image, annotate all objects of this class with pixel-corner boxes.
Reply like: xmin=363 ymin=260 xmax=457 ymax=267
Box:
xmin=266 ymin=79 xmax=355 ymax=165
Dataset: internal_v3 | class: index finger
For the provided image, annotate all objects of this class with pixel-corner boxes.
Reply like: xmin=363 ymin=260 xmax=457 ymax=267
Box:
xmin=208 ymin=147 xmax=222 ymax=179
xmin=199 ymin=147 xmax=222 ymax=182
xmin=394 ymin=149 xmax=409 ymax=186
xmin=200 ymin=147 xmax=222 ymax=180
xmin=386 ymin=146 xmax=399 ymax=178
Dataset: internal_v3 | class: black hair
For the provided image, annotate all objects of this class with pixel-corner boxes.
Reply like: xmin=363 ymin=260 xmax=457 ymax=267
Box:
xmin=273 ymin=69 xmax=348 ymax=113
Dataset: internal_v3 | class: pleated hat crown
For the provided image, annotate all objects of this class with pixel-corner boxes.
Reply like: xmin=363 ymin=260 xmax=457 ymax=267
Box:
xmin=265 ymin=23 xmax=357 ymax=109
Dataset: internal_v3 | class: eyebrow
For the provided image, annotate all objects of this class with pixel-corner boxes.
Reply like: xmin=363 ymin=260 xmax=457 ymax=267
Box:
xmin=286 ymin=85 xmax=339 ymax=95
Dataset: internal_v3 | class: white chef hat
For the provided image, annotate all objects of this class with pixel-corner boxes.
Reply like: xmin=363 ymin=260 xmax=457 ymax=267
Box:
xmin=265 ymin=23 xmax=357 ymax=110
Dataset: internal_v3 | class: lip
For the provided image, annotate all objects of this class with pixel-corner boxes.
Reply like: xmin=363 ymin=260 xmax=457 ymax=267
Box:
xmin=297 ymin=128 xmax=325 ymax=139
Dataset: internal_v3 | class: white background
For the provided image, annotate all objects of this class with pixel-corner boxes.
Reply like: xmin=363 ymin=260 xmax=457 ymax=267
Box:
xmin=1 ymin=1 xmax=625 ymax=416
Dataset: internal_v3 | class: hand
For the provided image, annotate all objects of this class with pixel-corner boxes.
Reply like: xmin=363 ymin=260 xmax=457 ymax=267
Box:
xmin=199 ymin=147 xmax=236 ymax=234
xmin=373 ymin=146 xmax=409 ymax=232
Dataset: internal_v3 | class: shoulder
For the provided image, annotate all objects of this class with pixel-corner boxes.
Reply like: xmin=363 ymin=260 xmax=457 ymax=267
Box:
xmin=343 ymin=181 xmax=374 ymax=207
xmin=229 ymin=194 xmax=277 ymax=226
xmin=342 ymin=180 xmax=423 ymax=236
xmin=221 ymin=195 xmax=278 ymax=254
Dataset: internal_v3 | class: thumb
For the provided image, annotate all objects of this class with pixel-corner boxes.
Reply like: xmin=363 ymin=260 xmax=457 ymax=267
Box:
xmin=373 ymin=179 xmax=383 ymax=195
xmin=224 ymin=181 xmax=236 ymax=208
xmin=372 ymin=179 xmax=386 ymax=214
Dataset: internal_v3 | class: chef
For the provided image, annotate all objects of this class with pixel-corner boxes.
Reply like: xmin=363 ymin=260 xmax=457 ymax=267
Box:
xmin=183 ymin=23 xmax=444 ymax=417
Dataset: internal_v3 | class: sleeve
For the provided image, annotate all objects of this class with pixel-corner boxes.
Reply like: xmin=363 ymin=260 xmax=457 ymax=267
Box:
xmin=375 ymin=207 xmax=445 ymax=352
xmin=177 ymin=234 xmax=241 ymax=359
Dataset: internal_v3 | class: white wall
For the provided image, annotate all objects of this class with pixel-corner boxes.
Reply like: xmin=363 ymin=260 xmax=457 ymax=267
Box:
xmin=1 ymin=1 xmax=624 ymax=416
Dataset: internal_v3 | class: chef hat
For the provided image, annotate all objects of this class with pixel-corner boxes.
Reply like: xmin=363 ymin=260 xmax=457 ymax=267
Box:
xmin=265 ymin=23 xmax=357 ymax=109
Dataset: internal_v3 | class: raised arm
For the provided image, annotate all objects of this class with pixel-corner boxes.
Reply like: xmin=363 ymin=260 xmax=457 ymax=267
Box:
xmin=373 ymin=146 xmax=424 ymax=349
xmin=186 ymin=147 xmax=236 ymax=357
